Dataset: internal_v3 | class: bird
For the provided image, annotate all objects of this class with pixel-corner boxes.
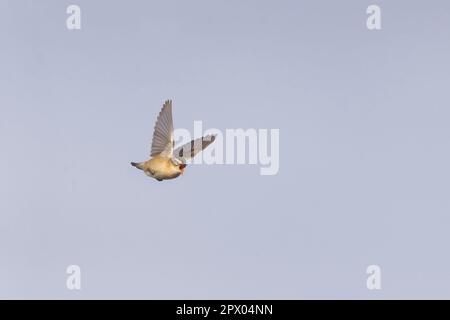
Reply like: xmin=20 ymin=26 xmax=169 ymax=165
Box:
xmin=131 ymin=100 xmax=216 ymax=181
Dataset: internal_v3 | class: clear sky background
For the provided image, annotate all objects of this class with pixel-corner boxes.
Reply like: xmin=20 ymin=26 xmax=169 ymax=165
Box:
xmin=1 ymin=0 xmax=450 ymax=299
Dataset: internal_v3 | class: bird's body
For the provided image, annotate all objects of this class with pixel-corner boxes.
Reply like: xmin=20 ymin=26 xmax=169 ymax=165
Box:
xmin=131 ymin=100 xmax=215 ymax=181
xmin=132 ymin=156 xmax=183 ymax=181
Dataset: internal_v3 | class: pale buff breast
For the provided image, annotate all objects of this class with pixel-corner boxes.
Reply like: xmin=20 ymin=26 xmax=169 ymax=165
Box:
xmin=143 ymin=156 xmax=181 ymax=180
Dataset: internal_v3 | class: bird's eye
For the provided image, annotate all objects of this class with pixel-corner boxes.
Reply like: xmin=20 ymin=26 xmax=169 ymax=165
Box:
xmin=179 ymin=164 xmax=186 ymax=170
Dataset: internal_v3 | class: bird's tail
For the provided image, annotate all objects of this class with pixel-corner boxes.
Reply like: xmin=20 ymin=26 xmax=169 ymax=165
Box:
xmin=131 ymin=162 xmax=144 ymax=170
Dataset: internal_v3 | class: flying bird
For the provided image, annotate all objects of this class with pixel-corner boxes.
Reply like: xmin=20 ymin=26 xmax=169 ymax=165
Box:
xmin=131 ymin=100 xmax=216 ymax=181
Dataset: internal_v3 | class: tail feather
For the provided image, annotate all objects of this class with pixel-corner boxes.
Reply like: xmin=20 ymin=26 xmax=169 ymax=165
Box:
xmin=131 ymin=162 xmax=144 ymax=170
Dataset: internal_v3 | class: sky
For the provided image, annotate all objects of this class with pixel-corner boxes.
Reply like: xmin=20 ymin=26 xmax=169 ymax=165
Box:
xmin=1 ymin=0 xmax=450 ymax=299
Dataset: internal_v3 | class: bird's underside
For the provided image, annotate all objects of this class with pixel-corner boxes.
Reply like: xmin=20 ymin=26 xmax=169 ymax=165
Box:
xmin=131 ymin=100 xmax=216 ymax=181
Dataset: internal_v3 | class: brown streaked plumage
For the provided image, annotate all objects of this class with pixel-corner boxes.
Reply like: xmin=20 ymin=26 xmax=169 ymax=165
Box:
xmin=131 ymin=100 xmax=215 ymax=181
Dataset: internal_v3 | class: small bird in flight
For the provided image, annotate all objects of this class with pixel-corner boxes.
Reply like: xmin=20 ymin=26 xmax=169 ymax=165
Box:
xmin=131 ymin=100 xmax=216 ymax=181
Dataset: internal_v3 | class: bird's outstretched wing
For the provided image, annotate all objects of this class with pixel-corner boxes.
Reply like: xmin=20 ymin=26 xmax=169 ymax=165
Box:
xmin=150 ymin=100 xmax=174 ymax=157
xmin=174 ymin=135 xmax=216 ymax=162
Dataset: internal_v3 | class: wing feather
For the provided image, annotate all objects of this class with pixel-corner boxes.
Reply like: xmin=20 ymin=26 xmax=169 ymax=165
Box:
xmin=150 ymin=100 xmax=174 ymax=157
xmin=174 ymin=135 xmax=216 ymax=162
